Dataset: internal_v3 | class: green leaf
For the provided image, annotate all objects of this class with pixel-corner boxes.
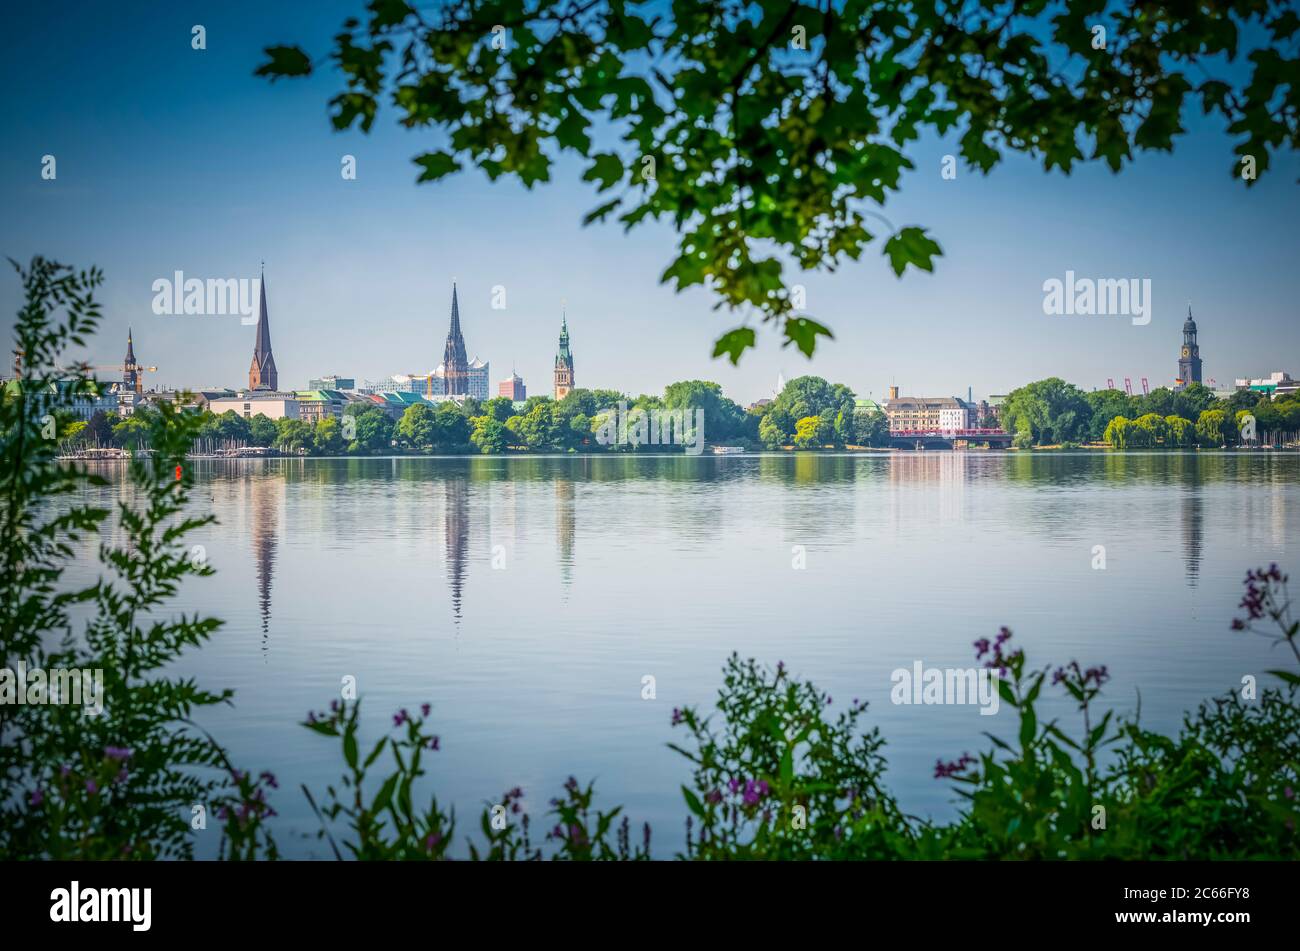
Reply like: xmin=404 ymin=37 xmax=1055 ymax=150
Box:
xmin=681 ymin=785 xmax=706 ymax=818
xmin=255 ymin=46 xmax=312 ymax=80
xmin=782 ymin=317 xmax=833 ymax=358
xmin=883 ymin=227 xmax=943 ymax=276
xmin=372 ymin=773 xmax=399 ymax=813
xmin=414 ymin=151 xmax=461 ymax=183
xmin=582 ymin=153 xmax=624 ymax=192
xmin=1265 ymin=669 xmax=1300 ymax=686
xmin=583 ymin=198 xmax=623 ymax=226
xmin=712 ymin=327 xmax=756 ymax=364
xmin=343 ymin=730 xmax=359 ymax=769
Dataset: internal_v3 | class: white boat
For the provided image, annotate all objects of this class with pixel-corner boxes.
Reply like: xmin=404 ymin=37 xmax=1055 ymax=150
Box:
xmin=710 ymin=446 xmax=745 ymax=454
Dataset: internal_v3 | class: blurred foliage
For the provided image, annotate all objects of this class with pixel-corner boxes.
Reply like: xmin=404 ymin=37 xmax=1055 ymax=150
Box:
xmin=1 ymin=257 xmax=273 ymax=860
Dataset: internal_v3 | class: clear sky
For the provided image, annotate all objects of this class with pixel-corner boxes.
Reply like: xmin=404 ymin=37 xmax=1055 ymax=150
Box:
xmin=2 ymin=0 xmax=1297 ymax=405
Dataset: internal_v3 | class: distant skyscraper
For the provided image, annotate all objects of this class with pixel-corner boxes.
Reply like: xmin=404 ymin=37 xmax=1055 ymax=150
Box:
xmin=123 ymin=327 xmax=139 ymax=393
xmin=499 ymin=371 xmax=526 ymax=400
xmin=441 ymin=284 xmax=469 ymax=396
xmin=553 ymin=313 xmax=574 ymax=400
xmin=1177 ymin=305 xmax=1203 ymax=389
xmin=249 ymin=271 xmax=278 ymax=391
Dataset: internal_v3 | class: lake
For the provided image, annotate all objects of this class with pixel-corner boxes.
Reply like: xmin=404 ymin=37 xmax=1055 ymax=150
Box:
xmin=69 ymin=451 xmax=1299 ymax=857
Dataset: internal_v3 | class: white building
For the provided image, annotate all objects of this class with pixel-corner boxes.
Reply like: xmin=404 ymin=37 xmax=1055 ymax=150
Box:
xmin=208 ymin=391 xmax=300 ymax=420
xmin=1235 ymin=371 xmax=1296 ymax=399
xmin=938 ymin=406 xmax=969 ymax=432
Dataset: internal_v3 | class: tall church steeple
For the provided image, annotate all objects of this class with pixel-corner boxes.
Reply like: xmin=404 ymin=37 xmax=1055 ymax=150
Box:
xmin=123 ymin=328 xmax=139 ymax=393
xmin=249 ymin=266 xmax=278 ymax=391
xmin=1176 ymin=304 xmax=1202 ymax=389
xmin=553 ymin=311 xmax=574 ymax=400
xmin=441 ymin=283 xmax=469 ymax=396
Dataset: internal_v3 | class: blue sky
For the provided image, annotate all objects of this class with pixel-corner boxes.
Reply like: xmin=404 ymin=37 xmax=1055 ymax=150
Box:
xmin=2 ymin=1 xmax=1297 ymax=405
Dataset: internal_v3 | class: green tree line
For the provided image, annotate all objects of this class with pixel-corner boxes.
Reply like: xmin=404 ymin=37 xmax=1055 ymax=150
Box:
xmin=1000 ymin=378 xmax=1300 ymax=449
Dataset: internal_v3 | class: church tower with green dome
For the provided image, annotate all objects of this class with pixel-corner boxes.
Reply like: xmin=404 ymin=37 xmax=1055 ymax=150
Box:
xmin=1177 ymin=306 xmax=1202 ymax=389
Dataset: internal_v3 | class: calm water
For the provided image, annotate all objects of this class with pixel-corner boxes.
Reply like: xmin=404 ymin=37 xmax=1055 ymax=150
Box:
xmin=71 ymin=452 xmax=1299 ymax=857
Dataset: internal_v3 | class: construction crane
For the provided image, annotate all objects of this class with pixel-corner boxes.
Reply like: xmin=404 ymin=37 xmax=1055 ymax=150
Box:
xmin=1106 ymin=378 xmax=1115 ymax=391
xmin=1124 ymin=378 xmax=1133 ymax=396
xmin=73 ymin=362 xmax=157 ymax=394
xmin=1141 ymin=377 xmax=1150 ymax=396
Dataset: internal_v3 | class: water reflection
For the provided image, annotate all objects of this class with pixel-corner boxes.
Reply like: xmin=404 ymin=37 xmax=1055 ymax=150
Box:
xmin=248 ymin=473 xmax=282 ymax=653
xmin=444 ymin=477 xmax=468 ymax=622
xmin=556 ymin=478 xmax=575 ymax=590
xmin=1182 ymin=465 xmax=1204 ymax=587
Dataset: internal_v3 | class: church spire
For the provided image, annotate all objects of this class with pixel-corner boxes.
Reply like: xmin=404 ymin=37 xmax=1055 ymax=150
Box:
xmin=249 ymin=270 xmax=278 ymax=390
xmin=441 ymin=283 xmax=468 ymax=396
xmin=553 ymin=311 xmax=574 ymax=400
xmin=123 ymin=327 xmax=139 ymax=392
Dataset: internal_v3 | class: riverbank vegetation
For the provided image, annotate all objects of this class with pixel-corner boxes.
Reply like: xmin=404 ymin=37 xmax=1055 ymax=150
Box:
xmin=1001 ymin=377 xmax=1300 ymax=450
xmin=5 ymin=258 xmax=1297 ymax=861
xmin=60 ymin=376 xmax=894 ymax=456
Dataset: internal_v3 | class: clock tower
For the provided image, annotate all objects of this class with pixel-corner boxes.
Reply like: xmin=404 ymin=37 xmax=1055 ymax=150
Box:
xmin=1176 ymin=306 xmax=1202 ymax=389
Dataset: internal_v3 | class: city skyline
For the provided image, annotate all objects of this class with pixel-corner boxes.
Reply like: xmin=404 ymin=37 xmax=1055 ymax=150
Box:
xmin=2 ymin=1 xmax=1298 ymax=405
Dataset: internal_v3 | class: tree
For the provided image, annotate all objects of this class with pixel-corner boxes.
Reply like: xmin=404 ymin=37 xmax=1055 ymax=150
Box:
xmin=216 ymin=410 xmax=252 ymax=445
xmin=249 ymin=413 xmax=278 ymax=448
xmin=1130 ymin=413 xmax=1167 ymax=448
xmin=758 ymin=415 xmax=787 ymax=450
xmin=396 ymin=403 xmax=437 ymax=449
xmin=1136 ymin=387 xmax=1177 ymax=419
xmin=663 ymin=380 xmax=747 ymax=444
xmin=1196 ymin=408 xmax=1230 ymax=447
xmin=853 ymin=409 xmax=890 ymax=447
xmin=112 ymin=412 xmax=153 ymax=450
xmin=1083 ymin=390 xmax=1137 ymax=442
xmin=431 ymin=402 xmax=471 ymax=450
xmin=482 ymin=396 xmax=517 ymax=423
xmin=1103 ymin=416 xmax=1130 ymax=449
xmin=470 ymin=415 xmax=508 ymax=454
xmin=84 ymin=409 xmax=114 ymax=447
xmin=516 ymin=402 xmax=557 ymax=450
xmin=1164 ymin=415 xmax=1193 ymax=449
xmin=314 ymin=416 xmax=344 ymax=455
xmin=794 ymin=416 xmax=827 ymax=450
xmin=566 ymin=413 xmax=591 ymax=450
xmin=1172 ymin=383 xmax=1218 ymax=422
xmin=258 ymin=2 xmax=1299 ymax=362
xmin=765 ymin=376 xmax=854 ymax=436
xmin=350 ymin=409 xmax=393 ymax=454
xmin=274 ymin=418 xmax=314 ymax=454
xmin=1000 ymin=379 xmax=1090 ymax=446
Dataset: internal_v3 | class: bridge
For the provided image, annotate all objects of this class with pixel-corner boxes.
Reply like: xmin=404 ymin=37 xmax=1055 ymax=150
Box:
xmin=887 ymin=428 xmax=1013 ymax=449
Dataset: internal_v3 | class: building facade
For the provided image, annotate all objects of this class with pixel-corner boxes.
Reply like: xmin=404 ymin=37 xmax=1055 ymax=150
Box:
xmin=294 ymin=390 xmax=351 ymax=425
xmin=1176 ymin=306 xmax=1203 ymax=389
xmin=307 ymin=375 xmax=356 ymax=391
xmin=467 ymin=358 xmax=490 ymax=401
xmin=248 ymin=273 xmax=278 ymax=391
xmin=883 ymin=394 xmax=970 ymax=432
xmin=209 ymin=392 xmax=299 ymax=420
xmin=1235 ymin=371 xmax=1297 ymax=399
xmin=499 ymin=372 xmax=526 ymax=401
xmin=554 ymin=314 xmax=574 ymax=400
